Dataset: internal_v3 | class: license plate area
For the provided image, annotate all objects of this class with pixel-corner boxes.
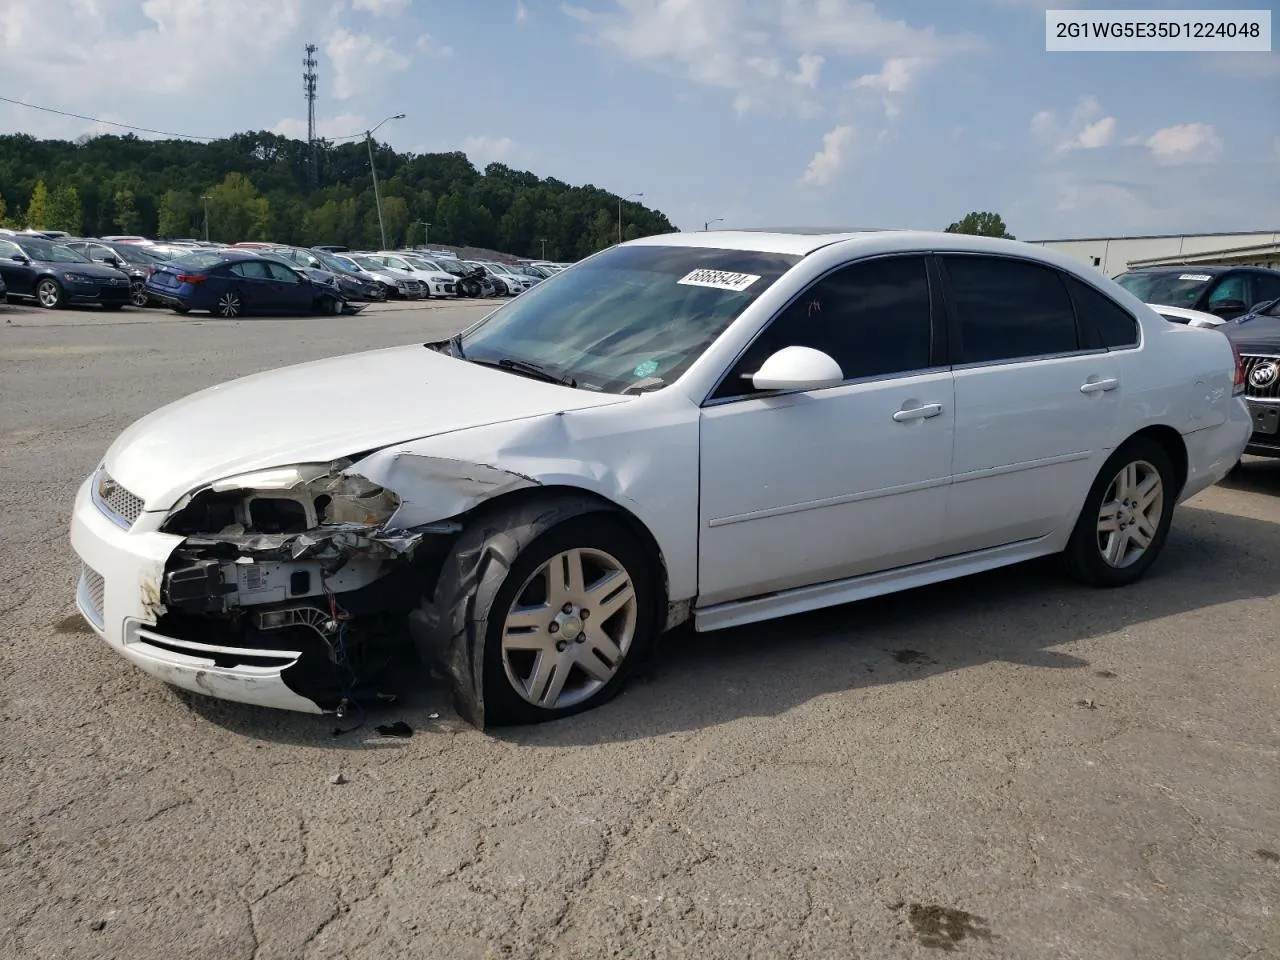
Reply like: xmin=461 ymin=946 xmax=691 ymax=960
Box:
xmin=1249 ymin=402 xmax=1280 ymax=436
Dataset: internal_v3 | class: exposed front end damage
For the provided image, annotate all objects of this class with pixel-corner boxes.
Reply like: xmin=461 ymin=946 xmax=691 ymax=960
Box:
xmin=146 ymin=457 xmax=530 ymax=712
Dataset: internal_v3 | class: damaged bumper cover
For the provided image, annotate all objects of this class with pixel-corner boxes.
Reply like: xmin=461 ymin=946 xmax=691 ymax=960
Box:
xmin=69 ymin=456 xmax=541 ymax=714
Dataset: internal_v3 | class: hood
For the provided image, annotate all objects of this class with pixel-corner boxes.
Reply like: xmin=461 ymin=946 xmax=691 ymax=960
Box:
xmin=1224 ymin=313 xmax=1280 ymax=353
xmin=46 ymin=260 xmax=129 ymax=279
xmin=103 ymin=344 xmax=629 ymax=511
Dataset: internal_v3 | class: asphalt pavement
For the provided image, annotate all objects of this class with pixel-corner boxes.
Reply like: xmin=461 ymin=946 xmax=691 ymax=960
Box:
xmin=1 ymin=298 xmax=1277 ymax=960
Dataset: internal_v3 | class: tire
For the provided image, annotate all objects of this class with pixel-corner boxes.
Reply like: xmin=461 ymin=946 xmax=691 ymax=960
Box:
xmin=412 ymin=496 xmax=660 ymax=728
xmin=215 ymin=290 xmax=242 ymax=318
xmin=129 ymin=280 xmax=148 ymax=307
xmin=1063 ymin=436 xmax=1177 ymax=587
xmin=35 ymin=278 xmax=64 ymax=309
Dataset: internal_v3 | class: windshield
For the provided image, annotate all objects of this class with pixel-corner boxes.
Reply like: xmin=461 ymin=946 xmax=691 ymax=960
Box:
xmin=401 ymin=256 xmax=441 ymax=272
xmin=315 ymin=251 xmax=355 ymax=273
xmin=378 ymin=256 xmax=415 ymax=270
xmin=116 ymin=246 xmax=170 ymax=264
xmin=1113 ymin=270 xmax=1213 ymax=308
xmin=458 ymin=245 xmax=800 ymax=394
xmin=353 ymin=256 xmax=388 ymax=272
xmin=17 ymin=238 xmax=88 ymax=263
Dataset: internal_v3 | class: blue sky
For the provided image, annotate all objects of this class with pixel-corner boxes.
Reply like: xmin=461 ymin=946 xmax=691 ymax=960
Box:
xmin=1 ymin=0 xmax=1277 ymax=240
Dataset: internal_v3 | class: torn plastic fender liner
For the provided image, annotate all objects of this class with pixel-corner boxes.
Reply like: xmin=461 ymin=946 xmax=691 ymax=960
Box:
xmin=348 ymin=453 xmax=540 ymax=530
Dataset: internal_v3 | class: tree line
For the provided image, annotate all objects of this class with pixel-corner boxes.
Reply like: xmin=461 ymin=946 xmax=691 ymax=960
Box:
xmin=0 ymin=131 xmax=677 ymax=260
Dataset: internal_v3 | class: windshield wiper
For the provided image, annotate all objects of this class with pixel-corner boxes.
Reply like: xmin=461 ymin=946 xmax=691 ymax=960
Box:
xmin=466 ymin=355 xmax=576 ymax=387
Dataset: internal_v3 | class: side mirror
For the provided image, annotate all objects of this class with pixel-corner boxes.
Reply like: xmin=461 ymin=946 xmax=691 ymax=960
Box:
xmin=10 ymin=254 xmax=28 ymax=263
xmin=750 ymin=346 xmax=844 ymax=392
xmin=105 ymin=256 xmax=121 ymax=266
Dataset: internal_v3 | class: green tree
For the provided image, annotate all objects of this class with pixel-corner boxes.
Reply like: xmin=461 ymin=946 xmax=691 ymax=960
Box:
xmin=47 ymin=185 xmax=83 ymax=233
xmin=112 ymin=189 xmax=140 ymax=233
xmin=377 ymin=195 xmax=410 ymax=248
xmin=158 ymin=189 xmax=198 ymax=238
xmin=0 ymin=192 xmax=7 ymax=227
xmin=944 ymin=210 xmax=1015 ymax=240
xmin=26 ymin=180 xmax=50 ymax=228
xmin=208 ymin=173 xmax=270 ymax=242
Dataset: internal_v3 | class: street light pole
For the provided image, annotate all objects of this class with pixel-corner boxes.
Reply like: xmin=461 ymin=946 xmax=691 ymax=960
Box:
xmin=424 ymin=222 xmax=431 ymax=246
xmin=201 ymin=194 xmax=211 ymax=241
xmin=538 ymin=238 xmax=547 ymax=259
xmin=618 ymin=191 xmax=643 ymax=245
xmin=704 ymin=217 xmax=724 ymax=231
xmin=365 ymin=113 xmax=405 ymax=250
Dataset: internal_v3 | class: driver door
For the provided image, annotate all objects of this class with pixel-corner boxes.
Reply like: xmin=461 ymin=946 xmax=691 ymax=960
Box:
xmin=697 ymin=254 xmax=955 ymax=606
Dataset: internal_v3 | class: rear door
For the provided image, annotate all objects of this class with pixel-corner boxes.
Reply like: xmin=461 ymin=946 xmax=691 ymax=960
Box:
xmin=0 ymin=238 xmax=35 ymax=296
xmin=229 ymin=261 xmax=281 ymax=310
xmin=263 ymin=261 xmax=313 ymax=311
xmin=936 ymin=254 xmax=1123 ymax=556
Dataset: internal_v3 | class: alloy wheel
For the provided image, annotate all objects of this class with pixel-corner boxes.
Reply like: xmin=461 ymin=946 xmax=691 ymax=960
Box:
xmin=217 ymin=292 xmax=241 ymax=318
xmin=500 ymin=547 xmax=638 ymax=709
xmin=37 ymin=280 xmax=61 ymax=308
xmin=130 ymin=281 xmax=148 ymax=307
xmin=1096 ymin=459 xmax=1163 ymax=568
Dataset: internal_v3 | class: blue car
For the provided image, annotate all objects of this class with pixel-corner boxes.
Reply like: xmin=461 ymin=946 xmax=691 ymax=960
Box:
xmin=145 ymin=251 xmax=348 ymax=318
xmin=0 ymin=234 xmax=133 ymax=309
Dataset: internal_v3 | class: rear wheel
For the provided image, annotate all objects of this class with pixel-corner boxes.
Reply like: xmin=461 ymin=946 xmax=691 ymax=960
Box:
xmin=35 ymin=278 xmax=64 ymax=309
xmin=1064 ymin=437 xmax=1176 ymax=587
xmin=215 ymin=291 xmax=242 ymax=318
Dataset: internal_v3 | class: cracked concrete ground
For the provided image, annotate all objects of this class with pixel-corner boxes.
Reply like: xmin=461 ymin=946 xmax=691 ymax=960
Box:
xmin=1 ymin=299 xmax=1277 ymax=960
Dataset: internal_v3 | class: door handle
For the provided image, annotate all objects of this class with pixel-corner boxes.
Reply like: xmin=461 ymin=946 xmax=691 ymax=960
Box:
xmin=1080 ymin=378 xmax=1119 ymax=394
xmin=893 ymin=402 xmax=943 ymax=422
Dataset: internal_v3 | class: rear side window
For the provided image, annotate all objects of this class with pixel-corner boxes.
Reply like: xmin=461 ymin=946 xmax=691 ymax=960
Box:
xmin=1063 ymin=275 xmax=1139 ymax=349
xmin=231 ymin=261 xmax=271 ymax=279
xmin=941 ymin=255 xmax=1079 ymax=363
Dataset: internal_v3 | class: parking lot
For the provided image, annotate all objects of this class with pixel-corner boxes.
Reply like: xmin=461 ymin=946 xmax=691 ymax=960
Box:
xmin=1 ymin=298 xmax=1278 ymax=959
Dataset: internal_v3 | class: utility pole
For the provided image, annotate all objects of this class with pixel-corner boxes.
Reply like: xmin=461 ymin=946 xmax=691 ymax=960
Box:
xmin=538 ymin=238 xmax=547 ymax=259
xmin=618 ymin=192 xmax=643 ymax=245
xmin=423 ymin=222 xmax=431 ymax=246
xmin=201 ymin=194 xmax=212 ymax=241
xmin=303 ymin=44 xmax=319 ymax=189
xmin=704 ymin=217 xmax=724 ymax=231
xmin=364 ymin=114 xmax=405 ymax=250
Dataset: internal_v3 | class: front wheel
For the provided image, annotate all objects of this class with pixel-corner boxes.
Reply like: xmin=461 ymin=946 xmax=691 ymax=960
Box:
xmin=35 ymin=278 xmax=64 ymax=309
xmin=415 ymin=497 xmax=660 ymax=728
xmin=129 ymin=280 xmax=148 ymax=307
xmin=1063 ymin=437 xmax=1176 ymax=587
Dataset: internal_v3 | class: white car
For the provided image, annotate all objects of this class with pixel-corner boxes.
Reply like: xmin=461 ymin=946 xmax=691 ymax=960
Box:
xmin=340 ymin=255 xmax=425 ymax=299
xmin=1149 ymin=303 xmax=1227 ymax=328
xmin=69 ymin=230 xmax=1251 ymax=728
xmin=370 ymin=252 xmax=458 ymax=297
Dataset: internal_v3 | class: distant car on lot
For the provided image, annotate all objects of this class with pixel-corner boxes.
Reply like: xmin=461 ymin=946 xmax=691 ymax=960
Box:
xmin=340 ymin=255 xmax=426 ymax=299
xmin=367 ymin=252 xmax=459 ymax=297
xmin=306 ymin=249 xmax=387 ymax=301
xmin=1149 ymin=304 xmax=1226 ymax=328
xmin=144 ymin=251 xmax=346 ymax=318
xmin=65 ymin=239 xmax=174 ymax=307
xmin=70 ymin=229 xmax=1251 ymax=729
xmin=0 ymin=234 xmax=133 ymax=309
xmin=1113 ymin=265 xmax=1280 ymax=323
xmin=1222 ymin=300 xmax=1280 ymax=460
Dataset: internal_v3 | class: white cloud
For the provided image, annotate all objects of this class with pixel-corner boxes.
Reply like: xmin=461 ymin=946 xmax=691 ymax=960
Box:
xmin=326 ymin=29 xmax=412 ymax=99
xmin=272 ymin=113 xmax=369 ymax=140
xmin=416 ymin=32 xmax=454 ymax=57
xmin=515 ymin=0 xmax=529 ymax=25
xmin=460 ymin=135 xmax=516 ymax=167
xmin=850 ymin=56 xmax=929 ymax=119
xmin=351 ymin=0 xmax=410 ymax=15
xmin=1143 ymin=123 xmax=1223 ymax=164
xmin=562 ymin=0 xmax=982 ymax=119
xmin=801 ymin=124 xmax=854 ymax=187
xmin=1031 ymin=95 xmax=1118 ymax=152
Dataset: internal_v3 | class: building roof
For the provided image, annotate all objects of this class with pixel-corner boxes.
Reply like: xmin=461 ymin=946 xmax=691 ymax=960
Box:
xmin=1029 ymin=229 xmax=1280 ymax=244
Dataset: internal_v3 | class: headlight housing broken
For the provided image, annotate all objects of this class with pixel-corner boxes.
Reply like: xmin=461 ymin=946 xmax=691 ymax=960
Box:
xmin=163 ymin=461 xmax=400 ymax=537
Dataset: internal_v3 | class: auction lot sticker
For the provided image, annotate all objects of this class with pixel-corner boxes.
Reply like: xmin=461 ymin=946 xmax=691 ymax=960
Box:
xmin=677 ymin=269 xmax=761 ymax=292
xmin=1046 ymin=9 xmax=1271 ymax=51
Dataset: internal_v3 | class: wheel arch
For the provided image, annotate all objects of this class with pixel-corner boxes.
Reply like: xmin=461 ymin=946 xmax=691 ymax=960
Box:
xmin=1126 ymin=423 xmax=1189 ymax=499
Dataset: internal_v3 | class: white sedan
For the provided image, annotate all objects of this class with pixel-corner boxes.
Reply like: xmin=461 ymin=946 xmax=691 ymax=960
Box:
xmin=1149 ymin=303 xmax=1227 ymax=328
xmin=69 ymin=230 xmax=1252 ymax=728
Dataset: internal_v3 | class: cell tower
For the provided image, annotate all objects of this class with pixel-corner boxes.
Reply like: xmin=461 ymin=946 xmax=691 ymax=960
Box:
xmin=303 ymin=43 xmax=319 ymax=187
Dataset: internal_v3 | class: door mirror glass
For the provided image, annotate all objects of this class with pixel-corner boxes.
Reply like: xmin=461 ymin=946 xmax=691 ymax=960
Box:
xmin=750 ymin=346 xmax=844 ymax=391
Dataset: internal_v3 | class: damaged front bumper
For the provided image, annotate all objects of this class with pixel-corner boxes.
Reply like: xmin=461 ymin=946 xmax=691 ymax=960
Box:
xmin=69 ymin=469 xmax=457 ymax=714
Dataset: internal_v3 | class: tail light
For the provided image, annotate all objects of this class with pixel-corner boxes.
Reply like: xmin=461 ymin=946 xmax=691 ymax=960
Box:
xmin=176 ymin=273 xmax=207 ymax=284
xmin=1229 ymin=338 xmax=1246 ymax=395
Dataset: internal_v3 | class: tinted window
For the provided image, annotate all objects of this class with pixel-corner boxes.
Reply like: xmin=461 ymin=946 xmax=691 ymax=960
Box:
xmin=231 ymin=261 xmax=271 ymax=279
xmin=1207 ymin=274 xmax=1248 ymax=309
xmin=170 ymin=251 xmax=230 ymax=270
xmin=0 ymin=239 xmax=21 ymax=258
xmin=715 ymin=255 xmax=933 ymax=399
xmin=942 ymin=256 xmax=1078 ymax=363
xmin=1113 ymin=270 xmax=1212 ymax=308
xmin=1063 ymin=275 xmax=1139 ymax=349
xmin=265 ymin=262 xmax=300 ymax=283
xmin=1252 ymin=273 xmax=1280 ymax=307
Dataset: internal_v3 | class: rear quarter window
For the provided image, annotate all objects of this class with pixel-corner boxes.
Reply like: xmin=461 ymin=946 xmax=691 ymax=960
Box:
xmin=1063 ymin=275 xmax=1140 ymax=349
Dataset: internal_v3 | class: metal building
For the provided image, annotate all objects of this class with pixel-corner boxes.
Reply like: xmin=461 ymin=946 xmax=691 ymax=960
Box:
xmin=1027 ymin=230 xmax=1280 ymax=277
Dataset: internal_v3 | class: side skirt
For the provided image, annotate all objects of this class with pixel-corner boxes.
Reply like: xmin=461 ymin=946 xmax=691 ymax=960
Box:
xmin=693 ymin=535 xmax=1057 ymax=633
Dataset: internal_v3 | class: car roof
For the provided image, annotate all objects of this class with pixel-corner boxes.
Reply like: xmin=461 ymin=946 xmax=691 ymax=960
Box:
xmin=1120 ymin=264 xmax=1256 ymax=275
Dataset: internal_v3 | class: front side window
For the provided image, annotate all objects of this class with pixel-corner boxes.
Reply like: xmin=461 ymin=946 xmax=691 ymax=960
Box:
xmin=941 ymin=255 xmax=1078 ymax=363
xmin=265 ymin=262 xmax=301 ymax=283
xmin=1252 ymin=273 xmax=1280 ymax=307
xmin=457 ymin=244 xmax=801 ymax=394
xmin=231 ymin=261 xmax=271 ymax=279
xmin=1206 ymin=274 xmax=1248 ymax=311
xmin=713 ymin=255 xmax=934 ymax=400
